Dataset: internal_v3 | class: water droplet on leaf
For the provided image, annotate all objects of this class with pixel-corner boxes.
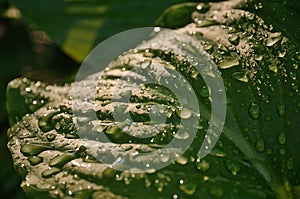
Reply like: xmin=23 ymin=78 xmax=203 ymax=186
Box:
xmin=49 ymin=152 xmax=78 ymax=168
xmin=28 ymin=156 xmax=43 ymax=166
xmin=176 ymin=108 xmax=192 ymax=119
xmin=179 ymin=181 xmax=197 ymax=195
xmin=219 ymin=58 xmax=239 ymax=69
xmin=277 ymin=131 xmax=286 ymax=145
xmin=209 ymin=186 xmax=224 ymax=197
xmin=231 ymin=72 xmax=248 ymax=82
xmin=42 ymin=167 xmax=61 ymax=178
xmin=256 ymin=138 xmax=265 ymax=152
xmin=21 ymin=143 xmax=53 ymax=156
xmin=225 ymin=160 xmax=240 ymax=176
xmin=248 ymin=103 xmax=260 ymax=119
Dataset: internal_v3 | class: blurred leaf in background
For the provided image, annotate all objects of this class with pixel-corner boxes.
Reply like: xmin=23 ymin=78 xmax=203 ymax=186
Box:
xmin=0 ymin=0 xmax=188 ymax=198
xmin=13 ymin=0 xmax=190 ymax=62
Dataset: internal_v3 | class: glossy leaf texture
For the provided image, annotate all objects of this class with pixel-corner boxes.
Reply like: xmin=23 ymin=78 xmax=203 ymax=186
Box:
xmin=6 ymin=0 xmax=300 ymax=198
xmin=12 ymin=0 xmax=188 ymax=62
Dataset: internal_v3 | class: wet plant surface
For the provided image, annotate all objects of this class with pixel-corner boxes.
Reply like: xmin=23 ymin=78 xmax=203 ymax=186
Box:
xmin=2 ymin=0 xmax=300 ymax=198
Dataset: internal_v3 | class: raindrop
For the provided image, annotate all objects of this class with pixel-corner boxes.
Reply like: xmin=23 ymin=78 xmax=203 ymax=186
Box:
xmin=18 ymin=130 xmax=36 ymax=139
xmin=196 ymin=3 xmax=210 ymax=13
xmin=15 ymin=164 xmax=28 ymax=180
xmin=28 ymin=156 xmax=43 ymax=166
xmin=191 ymin=70 xmax=200 ymax=79
xmin=278 ymin=148 xmax=286 ymax=155
xmin=228 ymin=34 xmax=239 ymax=45
xmin=200 ymin=86 xmax=209 ymax=97
xmin=38 ymin=112 xmax=58 ymax=132
xmin=42 ymin=167 xmax=61 ymax=178
xmin=140 ymin=60 xmax=152 ymax=69
xmin=209 ymin=186 xmax=224 ymax=197
xmin=195 ymin=159 xmax=210 ymax=172
xmin=106 ymin=126 xmax=121 ymax=135
xmin=25 ymin=87 xmax=31 ymax=92
xmin=176 ymin=156 xmax=188 ymax=165
xmin=248 ymin=103 xmax=260 ymax=119
xmin=276 ymin=104 xmax=286 ymax=117
xmin=46 ymin=133 xmax=57 ymax=141
xmin=179 ymin=182 xmax=197 ymax=195
xmin=195 ymin=19 xmax=219 ymax=27
xmin=176 ymin=108 xmax=192 ymax=119
xmin=277 ymin=131 xmax=286 ymax=145
xmin=225 ymin=160 xmax=240 ymax=176
xmin=103 ymin=167 xmax=119 ymax=178
xmin=286 ymin=157 xmax=294 ymax=170
xmin=173 ymin=131 xmax=190 ymax=140
xmin=255 ymin=138 xmax=265 ymax=152
xmin=49 ymin=152 xmax=78 ymax=168
xmin=159 ymin=154 xmax=170 ymax=163
xmin=203 ymin=44 xmax=213 ymax=52
xmin=218 ymin=58 xmax=239 ymax=69
xmin=20 ymin=143 xmax=53 ymax=156
xmin=266 ymin=36 xmax=281 ymax=47
xmin=254 ymin=54 xmax=263 ymax=61
xmin=231 ymin=72 xmax=249 ymax=83
xmin=269 ymin=65 xmax=278 ymax=73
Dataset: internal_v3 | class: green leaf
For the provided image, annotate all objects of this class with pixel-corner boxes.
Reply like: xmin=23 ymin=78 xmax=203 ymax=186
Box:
xmin=246 ymin=0 xmax=300 ymax=49
xmin=12 ymin=0 xmax=188 ymax=62
xmin=6 ymin=0 xmax=300 ymax=198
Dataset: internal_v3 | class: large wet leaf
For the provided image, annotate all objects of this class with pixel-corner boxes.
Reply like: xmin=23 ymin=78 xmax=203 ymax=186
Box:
xmin=6 ymin=0 xmax=300 ymax=198
xmin=12 ymin=0 xmax=187 ymax=62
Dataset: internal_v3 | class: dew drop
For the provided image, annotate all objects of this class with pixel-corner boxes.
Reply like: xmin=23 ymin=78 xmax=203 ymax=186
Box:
xmin=196 ymin=3 xmax=210 ymax=13
xmin=203 ymin=44 xmax=213 ymax=51
xmin=209 ymin=186 xmax=224 ymax=197
xmin=200 ymin=86 xmax=209 ymax=97
xmin=21 ymin=143 xmax=53 ymax=156
xmin=105 ymin=126 xmax=121 ymax=135
xmin=255 ymin=138 xmax=265 ymax=152
xmin=38 ymin=112 xmax=58 ymax=132
xmin=278 ymin=148 xmax=286 ymax=155
xmin=218 ymin=58 xmax=239 ymax=69
xmin=269 ymin=65 xmax=278 ymax=73
xmin=228 ymin=34 xmax=239 ymax=45
xmin=231 ymin=72 xmax=248 ymax=83
xmin=191 ymin=70 xmax=200 ymax=79
xmin=179 ymin=182 xmax=197 ymax=195
xmin=46 ymin=133 xmax=57 ymax=141
xmin=173 ymin=131 xmax=190 ymax=140
xmin=159 ymin=154 xmax=170 ymax=163
xmin=276 ymin=104 xmax=286 ymax=117
xmin=225 ymin=160 xmax=240 ymax=176
xmin=195 ymin=19 xmax=219 ymax=27
xmin=140 ymin=60 xmax=152 ymax=69
xmin=254 ymin=54 xmax=263 ymax=61
xmin=176 ymin=156 xmax=188 ymax=165
xmin=277 ymin=131 xmax=286 ymax=145
xmin=176 ymin=108 xmax=192 ymax=119
xmin=49 ymin=152 xmax=78 ymax=168
xmin=195 ymin=159 xmax=210 ymax=172
xmin=248 ymin=103 xmax=260 ymax=119
xmin=286 ymin=157 xmax=294 ymax=170
xmin=15 ymin=163 xmax=28 ymax=180
xmin=103 ymin=167 xmax=119 ymax=178
xmin=266 ymin=36 xmax=281 ymax=47
xmin=28 ymin=156 xmax=43 ymax=166
xmin=42 ymin=167 xmax=61 ymax=178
